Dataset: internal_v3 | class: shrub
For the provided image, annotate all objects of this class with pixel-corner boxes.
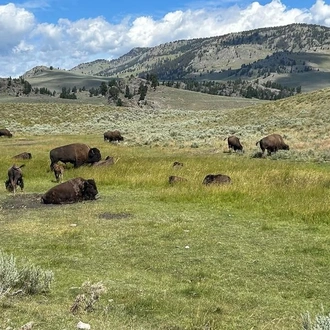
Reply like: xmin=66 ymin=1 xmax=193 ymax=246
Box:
xmin=302 ymin=310 xmax=330 ymax=329
xmin=0 ymin=250 xmax=54 ymax=298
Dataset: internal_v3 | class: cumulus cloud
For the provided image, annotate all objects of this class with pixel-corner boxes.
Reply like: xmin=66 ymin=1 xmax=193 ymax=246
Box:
xmin=0 ymin=3 xmax=35 ymax=53
xmin=1 ymin=0 xmax=330 ymax=77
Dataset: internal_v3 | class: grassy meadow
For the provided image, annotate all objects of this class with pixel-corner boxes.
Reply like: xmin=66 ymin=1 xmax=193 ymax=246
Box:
xmin=1 ymin=87 xmax=330 ymax=329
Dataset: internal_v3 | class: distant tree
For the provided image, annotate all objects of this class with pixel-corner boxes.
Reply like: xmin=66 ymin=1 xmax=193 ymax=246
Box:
xmin=108 ymin=86 xmax=119 ymax=100
xmin=72 ymin=86 xmax=77 ymax=93
xmin=138 ymin=83 xmax=148 ymax=101
xmin=100 ymin=82 xmax=108 ymax=96
xmin=23 ymin=81 xmax=32 ymax=95
xmin=108 ymin=79 xmax=117 ymax=87
xmin=50 ymin=66 xmax=53 ymax=70
xmin=124 ymin=85 xmax=133 ymax=99
xmin=116 ymin=98 xmax=123 ymax=106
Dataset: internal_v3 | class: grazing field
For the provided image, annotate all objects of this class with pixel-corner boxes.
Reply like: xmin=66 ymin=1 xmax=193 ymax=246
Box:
xmin=1 ymin=88 xmax=330 ymax=329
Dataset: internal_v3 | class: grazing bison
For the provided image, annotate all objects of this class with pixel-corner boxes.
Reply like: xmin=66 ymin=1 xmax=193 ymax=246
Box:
xmin=169 ymin=175 xmax=187 ymax=184
xmin=5 ymin=164 xmax=25 ymax=194
xmin=13 ymin=152 xmax=32 ymax=160
xmin=92 ymin=156 xmax=115 ymax=167
xmin=41 ymin=177 xmax=98 ymax=204
xmin=224 ymin=136 xmax=243 ymax=152
xmin=0 ymin=128 xmax=12 ymax=137
xmin=104 ymin=130 xmax=124 ymax=142
xmin=49 ymin=143 xmax=101 ymax=169
xmin=256 ymin=134 xmax=289 ymax=155
xmin=202 ymin=174 xmax=231 ymax=185
xmin=53 ymin=163 xmax=64 ymax=183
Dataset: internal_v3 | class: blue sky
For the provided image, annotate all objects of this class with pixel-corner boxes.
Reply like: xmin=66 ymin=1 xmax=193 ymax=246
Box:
xmin=0 ymin=0 xmax=329 ymax=77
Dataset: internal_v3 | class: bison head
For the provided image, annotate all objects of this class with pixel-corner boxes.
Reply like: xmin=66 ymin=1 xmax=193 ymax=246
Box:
xmin=87 ymin=148 xmax=101 ymax=164
xmin=83 ymin=179 xmax=98 ymax=200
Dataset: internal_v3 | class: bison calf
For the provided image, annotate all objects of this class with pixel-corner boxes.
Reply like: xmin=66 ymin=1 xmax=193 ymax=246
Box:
xmin=5 ymin=164 xmax=25 ymax=194
xmin=53 ymin=163 xmax=64 ymax=183
xmin=41 ymin=177 xmax=98 ymax=204
xmin=202 ymin=174 xmax=231 ymax=185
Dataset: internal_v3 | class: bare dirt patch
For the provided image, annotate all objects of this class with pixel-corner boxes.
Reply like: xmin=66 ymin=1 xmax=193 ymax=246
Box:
xmin=1 ymin=193 xmax=44 ymax=210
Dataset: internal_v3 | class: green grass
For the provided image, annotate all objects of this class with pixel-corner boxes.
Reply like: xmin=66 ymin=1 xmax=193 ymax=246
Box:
xmin=1 ymin=89 xmax=330 ymax=329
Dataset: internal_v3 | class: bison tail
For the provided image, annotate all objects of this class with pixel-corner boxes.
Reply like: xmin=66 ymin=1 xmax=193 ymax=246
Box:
xmin=256 ymin=140 xmax=260 ymax=146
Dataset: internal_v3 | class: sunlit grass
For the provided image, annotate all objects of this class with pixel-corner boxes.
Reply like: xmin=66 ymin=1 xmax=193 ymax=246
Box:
xmin=1 ymin=90 xmax=330 ymax=329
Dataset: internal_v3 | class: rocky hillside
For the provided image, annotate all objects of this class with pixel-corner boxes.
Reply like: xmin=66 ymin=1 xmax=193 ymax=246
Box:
xmin=69 ymin=23 xmax=330 ymax=87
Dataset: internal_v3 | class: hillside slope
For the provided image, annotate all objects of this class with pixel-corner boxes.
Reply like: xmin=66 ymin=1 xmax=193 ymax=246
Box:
xmin=68 ymin=23 xmax=330 ymax=92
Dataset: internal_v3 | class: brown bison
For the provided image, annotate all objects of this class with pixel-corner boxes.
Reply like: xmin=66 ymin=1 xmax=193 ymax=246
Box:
xmin=13 ymin=152 xmax=32 ymax=160
xmin=41 ymin=177 xmax=98 ymax=204
xmin=92 ymin=156 xmax=115 ymax=167
xmin=202 ymin=174 xmax=231 ymax=185
xmin=256 ymin=134 xmax=289 ymax=155
xmin=0 ymin=128 xmax=12 ymax=137
xmin=49 ymin=143 xmax=101 ymax=169
xmin=5 ymin=164 xmax=25 ymax=194
xmin=104 ymin=130 xmax=124 ymax=142
xmin=169 ymin=175 xmax=187 ymax=184
xmin=224 ymin=136 xmax=243 ymax=152
xmin=53 ymin=163 xmax=64 ymax=183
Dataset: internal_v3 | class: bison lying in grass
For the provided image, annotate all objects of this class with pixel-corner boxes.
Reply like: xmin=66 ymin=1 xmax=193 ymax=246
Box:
xmin=13 ymin=152 xmax=32 ymax=160
xmin=41 ymin=177 xmax=98 ymax=204
xmin=202 ymin=174 xmax=231 ymax=185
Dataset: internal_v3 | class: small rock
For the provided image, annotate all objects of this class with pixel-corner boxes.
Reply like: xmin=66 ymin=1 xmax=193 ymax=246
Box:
xmin=77 ymin=321 xmax=91 ymax=330
xmin=21 ymin=322 xmax=34 ymax=330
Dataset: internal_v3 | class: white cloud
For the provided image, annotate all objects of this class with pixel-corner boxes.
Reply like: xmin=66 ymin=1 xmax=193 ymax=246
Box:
xmin=0 ymin=3 xmax=35 ymax=53
xmin=1 ymin=0 xmax=330 ymax=77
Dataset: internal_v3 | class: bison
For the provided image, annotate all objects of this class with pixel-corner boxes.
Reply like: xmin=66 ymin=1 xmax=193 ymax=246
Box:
xmin=5 ymin=164 xmax=25 ymax=194
xmin=104 ymin=130 xmax=124 ymax=142
xmin=202 ymin=174 xmax=231 ymax=185
xmin=41 ymin=177 xmax=98 ymax=204
xmin=256 ymin=134 xmax=289 ymax=155
xmin=224 ymin=136 xmax=243 ymax=152
xmin=169 ymin=175 xmax=187 ymax=184
xmin=0 ymin=128 xmax=12 ymax=138
xmin=92 ymin=156 xmax=115 ymax=167
xmin=13 ymin=152 xmax=32 ymax=160
xmin=49 ymin=143 xmax=101 ymax=169
xmin=53 ymin=163 xmax=64 ymax=183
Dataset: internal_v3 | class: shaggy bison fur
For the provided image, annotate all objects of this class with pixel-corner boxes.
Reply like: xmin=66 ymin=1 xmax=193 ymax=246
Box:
xmin=224 ymin=136 xmax=243 ymax=152
xmin=41 ymin=177 xmax=98 ymax=204
xmin=202 ymin=174 xmax=231 ymax=185
xmin=256 ymin=134 xmax=289 ymax=155
xmin=49 ymin=143 xmax=101 ymax=169
xmin=0 ymin=128 xmax=12 ymax=137
xmin=13 ymin=152 xmax=32 ymax=160
xmin=53 ymin=163 xmax=64 ymax=183
xmin=104 ymin=130 xmax=124 ymax=142
xmin=5 ymin=164 xmax=25 ymax=193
